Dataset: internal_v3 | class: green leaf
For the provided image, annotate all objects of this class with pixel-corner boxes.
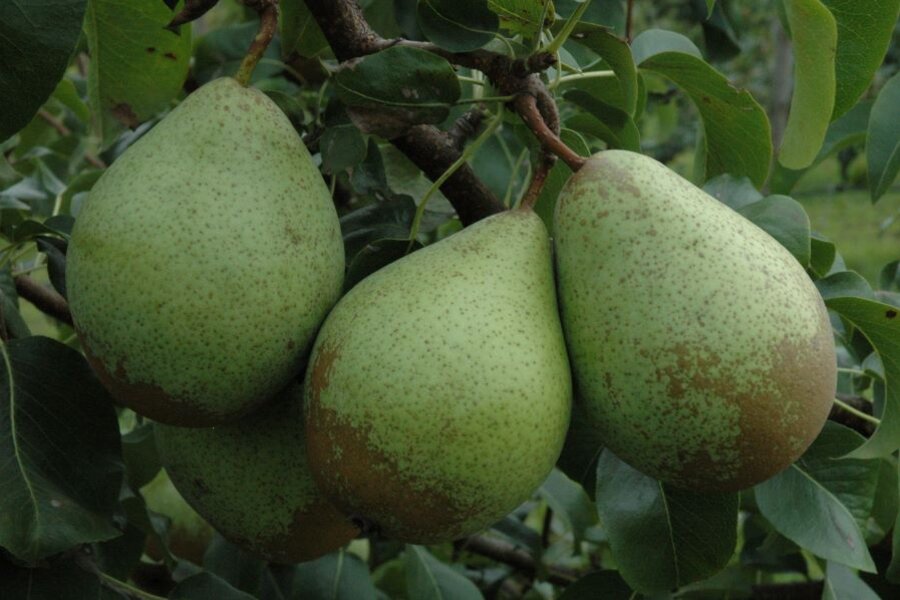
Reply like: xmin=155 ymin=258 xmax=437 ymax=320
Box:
xmin=281 ymin=0 xmax=329 ymax=58
xmin=810 ymin=234 xmax=837 ymax=278
xmin=558 ymin=570 xmax=632 ymax=599
xmin=554 ymin=397 xmax=605 ymax=498
xmin=0 ymin=267 xmax=31 ymax=340
xmin=488 ymin=0 xmax=552 ymax=38
xmin=796 ymin=423 xmax=881 ymax=536
xmin=0 ymin=0 xmax=87 ymax=141
xmin=417 ymin=0 xmax=499 ymax=52
xmin=334 ymin=46 xmax=461 ymax=138
xmin=566 ymin=23 xmax=638 ymax=115
xmin=868 ymin=458 xmax=898 ymax=544
xmin=822 ymin=561 xmax=880 ymax=599
xmin=52 ymin=78 xmax=91 ymax=125
xmin=0 ymin=553 xmax=118 ymax=600
xmin=564 ymin=91 xmax=640 ymax=151
xmin=703 ymin=174 xmax=764 ymax=210
xmin=321 ymin=118 xmax=368 ymax=175
xmin=170 ymin=572 xmax=257 ymax=600
xmin=345 ymin=238 xmax=422 ymax=292
xmin=631 ymin=29 xmax=702 ymax=65
xmin=820 ymin=0 xmax=900 ymax=118
xmin=825 ymin=296 xmax=900 ymax=459
xmin=0 ymin=337 xmax=123 ymax=562
xmin=817 ymin=271 xmax=875 ymax=301
xmin=293 ymin=550 xmax=377 ymax=599
xmin=538 ymin=468 xmax=598 ymax=546
xmin=340 ymin=195 xmax=418 ymax=260
xmin=778 ymin=0 xmax=837 ymax=169
xmin=866 ymin=72 xmax=900 ymax=202
xmin=737 ymin=195 xmax=811 ymax=266
xmin=204 ymin=535 xmax=267 ymax=595
xmin=594 ymin=451 xmax=738 ymax=594
xmin=84 ymin=0 xmax=191 ymax=145
xmin=890 ymin=462 xmax=900 ymax=582
xmin=706 ymin=0 xmax=717 ymax=16
xmin=770 ymin=99 xmax=872 ymax=194
xmin=635 ymin=49 xmax=772 ymax=186
xmin=755 ymin=458 xmax=876 ymax=571
xmin=405 ymin=545 xmax=483 ymax=599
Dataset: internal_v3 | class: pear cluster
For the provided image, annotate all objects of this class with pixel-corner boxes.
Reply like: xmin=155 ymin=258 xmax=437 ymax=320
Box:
xmin=67 ymin=78 xmax=836 ymax=565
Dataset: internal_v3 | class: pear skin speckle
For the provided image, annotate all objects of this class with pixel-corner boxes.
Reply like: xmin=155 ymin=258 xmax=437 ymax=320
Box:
xmin=67 ymin=77 xmax=344 ymax=426
xmin=554 ymin=150 xmax=836 ymax=491
xmin=304 ymin=210 xmax=573 ymax=543
xmin=154 ymin=385 xmax=358 ymax=563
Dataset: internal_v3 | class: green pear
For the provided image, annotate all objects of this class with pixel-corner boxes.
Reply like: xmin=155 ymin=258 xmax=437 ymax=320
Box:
xmin=554 ymin=150 xmax=836 ymax=491
xmin=304 ymin=209 xmax=572 ymax=544
xmin=141 ymin=468 xmax=214 ymax=564
xmin=67 ymin=77 xmax=344 ymax=426
xmin=154 ymin=385 xmax=358 ymax=564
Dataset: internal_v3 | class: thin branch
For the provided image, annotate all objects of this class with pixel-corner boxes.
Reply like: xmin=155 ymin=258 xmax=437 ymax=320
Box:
xmin=447 ymin=106 xmax=489 ymax=150
xmin=625 ymin=0 xmax=635 ymax=43
xmin=460 ymin=535 xmax=578 ymax=586
xmin=37 ymin=110 xmax=107 ymax=169
xmin=235 ymin=1 xmax=280 ymax=86
xmin=301 ymin=0 xmax=569 ymax=225
xmin=165 ymin=0 xmax=220 ymax=32
xmin=515 ymin=95 xmax=585 ymax=171
xmin=14 ymin=275 xmax=73 ymax=327
xmin=541 ymin=507 xmax=553 ymax=549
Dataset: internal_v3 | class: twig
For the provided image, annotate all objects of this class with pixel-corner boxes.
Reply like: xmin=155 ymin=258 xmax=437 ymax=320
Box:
xmin=541 ymin=507 xmax=553 ymax=549
xmin=460 ymin=535 xmax=578 ymax=586
xmin=625 ymin=0 xmax=635 ymax=43
xmin=38 ymin=109 xmax=70 ymax=136
xmin=515 ymin=95 xmax=585 ymax=171
xmin=447 ymin=106 xmax=489 ymax=150
xmin=302 ymin=0 xmax=572 ymax=224
xmin=37 ymin=110 xmax=107 ymax=169
xmin=14 ymin=275 xmax=73 ymax=327
xmin=165 ymin=0 xmax=220 ymax=32
xmin=234 ymin=0 xmax=279 ymax=86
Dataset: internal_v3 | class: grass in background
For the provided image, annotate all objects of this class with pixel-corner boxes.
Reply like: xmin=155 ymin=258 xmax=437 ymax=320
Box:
xmin=793 ymin=158 xmax=900 ymax=285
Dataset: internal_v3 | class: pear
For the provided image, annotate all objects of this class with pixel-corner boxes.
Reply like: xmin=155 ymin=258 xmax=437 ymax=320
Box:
xmin=141 ymin=469 xmax=214 ymax=564
xmin=553 ymin=150 xmax=836 ymax=491
xmin=303 ymin=209 xmax=572 ymax=544
xmin=154 ymin=385 xmax=358 ymax=564
xmin=67 ymin=77 xmax=344 ymax=426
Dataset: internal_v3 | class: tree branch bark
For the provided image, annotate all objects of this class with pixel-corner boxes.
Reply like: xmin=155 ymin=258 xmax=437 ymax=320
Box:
xmin=459 ymin=535 xmax=578 ymax=586
xmin=14 ymin=275 xmax=73 ymax=327
xmin=302 ymin=0 xmax=569 ymax=224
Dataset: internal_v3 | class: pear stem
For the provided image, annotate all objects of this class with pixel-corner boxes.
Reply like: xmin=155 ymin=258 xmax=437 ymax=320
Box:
xmin=519 ymin=154 xmax=554 ymax=211
xmin=234 ymin=0 xmax=280 ymax=87
xmin=515 ymin=94 xmax=586 ymax=172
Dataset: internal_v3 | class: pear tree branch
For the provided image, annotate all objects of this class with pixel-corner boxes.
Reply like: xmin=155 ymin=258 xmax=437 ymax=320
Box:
xmin=459 ymin=535 xmax=579 ymax=586
xmin=301 ymin=0 xmax=583 ymax=222
xmin=165 ymin=0 xmax=220 ymax=32
xmin=14 ymin=275 xmax=73 ymax=327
